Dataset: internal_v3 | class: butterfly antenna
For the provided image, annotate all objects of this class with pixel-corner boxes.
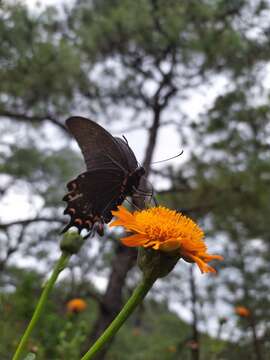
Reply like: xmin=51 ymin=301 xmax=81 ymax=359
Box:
xmin=151 ymin=150 xmax=184 ymax=164
xmin=122 ymin=135 xmax=129 ymax=145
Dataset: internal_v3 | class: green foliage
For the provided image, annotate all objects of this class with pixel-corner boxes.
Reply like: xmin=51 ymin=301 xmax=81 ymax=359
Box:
xmin=1 ymin=0 xmax=270 ymax=358
xmin=1 ymin=267 xmax=227 ymax=360
xmin=0 ymin=267 xmax=94 ymax=359
xmin=0 ymin=3 xmax=87 ymax=114
xmin=56 ymin=318 xmax=88 ymax=360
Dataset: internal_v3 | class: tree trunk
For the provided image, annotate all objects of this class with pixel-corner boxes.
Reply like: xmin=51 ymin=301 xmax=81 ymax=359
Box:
xmin=250 ymin=316 xmax=262 ymax=360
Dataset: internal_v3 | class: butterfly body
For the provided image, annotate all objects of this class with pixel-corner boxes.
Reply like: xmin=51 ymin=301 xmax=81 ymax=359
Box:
xmin=62 ymin=117 xmax=145 ymax=235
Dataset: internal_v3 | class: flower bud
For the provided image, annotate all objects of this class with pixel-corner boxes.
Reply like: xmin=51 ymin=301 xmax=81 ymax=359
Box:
xmin=60 ymin=231 xmax=84 ymax=254
xmin=137 ymin=247 xmax=180 ymax=280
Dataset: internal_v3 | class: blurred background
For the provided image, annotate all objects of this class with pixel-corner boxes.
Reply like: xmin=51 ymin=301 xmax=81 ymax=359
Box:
xmin=1 ymin=0 xmax=270 ymax=359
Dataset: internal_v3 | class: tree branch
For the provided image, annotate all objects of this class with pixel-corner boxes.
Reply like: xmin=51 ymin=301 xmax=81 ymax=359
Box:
xmin=0 ymin=111 xmax=68 ymax=134
xmin=143 ymin=61 xmax=177 ymax=174
xmin=0 ymin=217 xmax=65 ymax=229
xmin=0 ymin=225 xmax=27 ymax=272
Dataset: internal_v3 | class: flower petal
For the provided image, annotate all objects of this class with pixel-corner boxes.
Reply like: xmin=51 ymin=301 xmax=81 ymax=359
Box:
xmin=159 ymin=240 xmax=180 ymax=252
xmin=200 ymin=254 xmax=224 ymax=262
xmin=109 ymin=219 xmax=125 ymax=227
xmin=111 ymin=206 xmax=134 ymax=221
xmin=187 ymin=254 xmax=217 ymax=274
xmin=111 ymin=205 xmax=129 ymax=216
xmin=121 ymin=234 xmax=146 ymax=247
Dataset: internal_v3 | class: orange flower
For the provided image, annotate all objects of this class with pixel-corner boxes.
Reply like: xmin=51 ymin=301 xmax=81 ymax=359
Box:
xmin=110 ymin=206 xmax=223 ymax=274
xmin=66 ymin=298 xmax=87 ymax=313
xmin=235 ymin=306 xmax=251 ymax=318
xmin=167 ymin=345 xmax=177 ymax=353
xmin=132 ymin=327 xmax=141 ymax=336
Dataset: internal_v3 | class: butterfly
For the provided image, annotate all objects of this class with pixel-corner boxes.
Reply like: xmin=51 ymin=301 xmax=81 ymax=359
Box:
xmin=62 ymin=116 xmax=145 ymax=235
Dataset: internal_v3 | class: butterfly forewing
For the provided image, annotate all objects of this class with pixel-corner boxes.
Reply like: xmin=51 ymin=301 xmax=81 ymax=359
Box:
xmin=114 ymin=137 xmax=138 ymax=170
xmin=66 ymin=117 xmax=135 ymax=172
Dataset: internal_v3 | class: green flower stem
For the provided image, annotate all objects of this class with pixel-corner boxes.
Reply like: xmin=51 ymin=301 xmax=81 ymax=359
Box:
xmin=80 ymin=276 xmax=156 ymax=360
xmin=12 ymin=252 xmax=70 ymax=360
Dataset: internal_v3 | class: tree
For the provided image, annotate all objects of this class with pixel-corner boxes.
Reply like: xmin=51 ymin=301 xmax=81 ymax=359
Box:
xmin=1 ymin=0 xmax=270 ymax=359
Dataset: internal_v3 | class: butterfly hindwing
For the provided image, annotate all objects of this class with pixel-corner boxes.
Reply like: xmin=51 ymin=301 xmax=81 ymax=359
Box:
xmin=62 ymin=169 xmax=125 ymax=233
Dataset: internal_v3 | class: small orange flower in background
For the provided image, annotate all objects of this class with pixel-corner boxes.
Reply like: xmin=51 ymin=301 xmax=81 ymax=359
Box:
xmin=235 ymin=306 xmax=251 ymax=318
xmin=66 ymin=298 xmax=87 ymax=314
xmin=132 ymin=327 xmax=141 ymax=336
xmin=110 ymin=206 xmax=223 ymax=274
xmin=167 ymin=345 xmax=177 ymax=353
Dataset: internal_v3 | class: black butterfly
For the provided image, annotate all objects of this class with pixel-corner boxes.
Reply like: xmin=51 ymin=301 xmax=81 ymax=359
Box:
xmin=62 ymin=116 xmax=145 ymax=235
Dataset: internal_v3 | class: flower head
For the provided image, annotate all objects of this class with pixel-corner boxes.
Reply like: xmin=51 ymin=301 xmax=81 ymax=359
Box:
xmin=110 ymin=206 xmax=223 ymax=274
xmin=132 ymin=327 xmax=141 ymax=336
xmin=66 ymin=298 xmax=87 ymax=314
xmin=167 ymin=345 xmax=177 ymax=353
xmin=235 ymin=306 xmax=251 ymax=318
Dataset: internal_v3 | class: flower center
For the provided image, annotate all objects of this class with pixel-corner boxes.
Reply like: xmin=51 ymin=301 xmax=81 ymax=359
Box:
xmin=134 ymin=207 xmax=203 ymax=245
